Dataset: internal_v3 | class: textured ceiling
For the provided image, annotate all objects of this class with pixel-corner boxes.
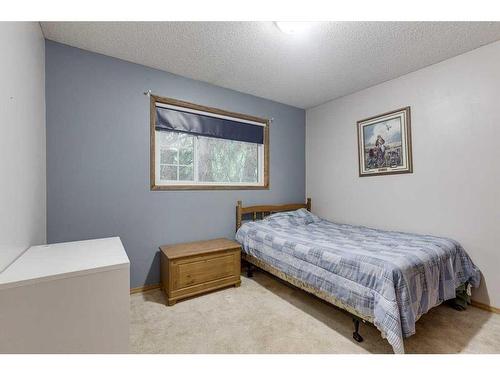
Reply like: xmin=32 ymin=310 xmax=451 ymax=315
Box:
xmin=41 ymin=22 xmax=500 ymax=109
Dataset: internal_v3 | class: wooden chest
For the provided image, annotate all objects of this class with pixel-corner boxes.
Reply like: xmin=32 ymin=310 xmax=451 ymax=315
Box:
xmin=160 ymin=238 xmax=241 ymax=305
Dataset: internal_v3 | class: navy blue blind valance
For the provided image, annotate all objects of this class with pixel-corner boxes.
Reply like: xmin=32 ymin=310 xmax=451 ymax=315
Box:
xmin=155 ymin=105 xmax=264 ymax=144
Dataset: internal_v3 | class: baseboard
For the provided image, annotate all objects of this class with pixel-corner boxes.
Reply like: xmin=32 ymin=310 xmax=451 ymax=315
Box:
xmin=130 ymin=283 xmax=161 ymax=294
xmin=128 ymin=284 xmax=500 ymax=314
xmin=471 ymin=300 xmax=500 ymax=314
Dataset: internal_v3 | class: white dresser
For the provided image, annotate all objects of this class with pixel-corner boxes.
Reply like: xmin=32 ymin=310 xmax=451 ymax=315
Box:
xmin=0 ymin=237 xmax=130 ymax=353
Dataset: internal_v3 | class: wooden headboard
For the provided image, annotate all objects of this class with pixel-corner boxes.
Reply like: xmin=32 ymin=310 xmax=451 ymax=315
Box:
xmin=235 ymin=198 xmax=311 ymax=231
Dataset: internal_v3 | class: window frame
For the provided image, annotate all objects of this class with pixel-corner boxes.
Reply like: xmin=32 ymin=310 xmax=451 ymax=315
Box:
xmin=150 ymin=95 xmax=270 ymax=190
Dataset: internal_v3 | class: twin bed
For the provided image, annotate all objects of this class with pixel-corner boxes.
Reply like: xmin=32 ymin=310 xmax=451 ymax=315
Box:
xmin=234 ymin=199 xmax=480 ymax=354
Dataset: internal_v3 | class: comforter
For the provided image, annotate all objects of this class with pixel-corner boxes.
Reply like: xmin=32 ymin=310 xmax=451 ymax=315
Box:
xmin=235 ymin=209 xmax=480 ymax=353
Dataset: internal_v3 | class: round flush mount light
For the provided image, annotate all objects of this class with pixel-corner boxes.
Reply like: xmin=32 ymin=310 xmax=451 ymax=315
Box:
xmin=274 ymin=21 xmax=314 ymax=35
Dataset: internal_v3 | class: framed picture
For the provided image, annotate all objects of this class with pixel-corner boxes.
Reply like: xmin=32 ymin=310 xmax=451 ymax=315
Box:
xmin=357 ymin=107 xmax=413 ymax=177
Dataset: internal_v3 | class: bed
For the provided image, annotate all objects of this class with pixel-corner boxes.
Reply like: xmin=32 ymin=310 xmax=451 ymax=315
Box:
xmin=235 ymin=199 xmax=481 ymax=354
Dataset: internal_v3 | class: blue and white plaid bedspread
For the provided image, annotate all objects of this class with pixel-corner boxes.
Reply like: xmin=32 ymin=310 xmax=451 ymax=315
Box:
xmin=235 ymin=209 xmax=480 ymax=354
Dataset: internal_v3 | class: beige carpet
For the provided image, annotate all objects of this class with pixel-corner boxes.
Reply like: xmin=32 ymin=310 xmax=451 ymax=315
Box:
xmin=130 ymin=272 xmax=500 ymax=354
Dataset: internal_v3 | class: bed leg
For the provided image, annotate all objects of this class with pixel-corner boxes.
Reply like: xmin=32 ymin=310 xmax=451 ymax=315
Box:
xmin=246 ymin=263 xmax=254 ymax=278
xmin=352 ymin=318 xmax=364 ymax=343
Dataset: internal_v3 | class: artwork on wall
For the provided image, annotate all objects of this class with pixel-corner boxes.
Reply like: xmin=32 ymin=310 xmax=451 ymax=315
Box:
xmin=357 ymin=107 xmax=413 ymax=177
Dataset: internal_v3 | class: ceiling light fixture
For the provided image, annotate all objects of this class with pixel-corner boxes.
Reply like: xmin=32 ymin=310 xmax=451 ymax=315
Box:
xmin=274 ymin=21 xmax=313 ymax=35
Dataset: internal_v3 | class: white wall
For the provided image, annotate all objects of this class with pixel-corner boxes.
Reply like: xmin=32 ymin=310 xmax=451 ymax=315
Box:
xmin=0 ymin=22 xmax=46 ymax=272
xmin=306 ymin=40 xmax=500 ymax=308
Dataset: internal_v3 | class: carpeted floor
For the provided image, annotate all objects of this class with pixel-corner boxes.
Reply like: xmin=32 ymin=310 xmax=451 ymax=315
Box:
xmin=130 ymin=272 xmax=500 ymax=354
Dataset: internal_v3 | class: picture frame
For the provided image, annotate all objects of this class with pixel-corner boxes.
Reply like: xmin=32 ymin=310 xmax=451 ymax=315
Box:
xmin=357 ymin=107 xmax=413 ymax=177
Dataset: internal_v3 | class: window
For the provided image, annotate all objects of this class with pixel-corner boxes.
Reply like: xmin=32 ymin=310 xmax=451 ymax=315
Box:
xmin=151 ymin=96 xmax=269 ymax=190
xmin=158 ymin=132 xmax=194 ymax=182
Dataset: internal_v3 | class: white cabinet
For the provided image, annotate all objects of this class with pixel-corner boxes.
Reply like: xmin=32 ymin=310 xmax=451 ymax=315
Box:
xmin=0 ymin=237 xmax=130 ymax=353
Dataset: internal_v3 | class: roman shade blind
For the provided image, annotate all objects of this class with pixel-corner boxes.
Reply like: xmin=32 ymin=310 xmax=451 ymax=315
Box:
xmin=155 ymin=104 xmax=265 ymax=144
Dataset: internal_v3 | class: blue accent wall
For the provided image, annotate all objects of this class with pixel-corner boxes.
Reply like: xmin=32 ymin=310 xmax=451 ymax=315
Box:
xmin=45 ymin=41 xmax=305 ymax=288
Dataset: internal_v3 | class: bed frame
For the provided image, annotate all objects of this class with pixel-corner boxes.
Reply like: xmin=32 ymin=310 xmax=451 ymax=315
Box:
xmin=236 ymin=198 xmax=372 ymax=344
